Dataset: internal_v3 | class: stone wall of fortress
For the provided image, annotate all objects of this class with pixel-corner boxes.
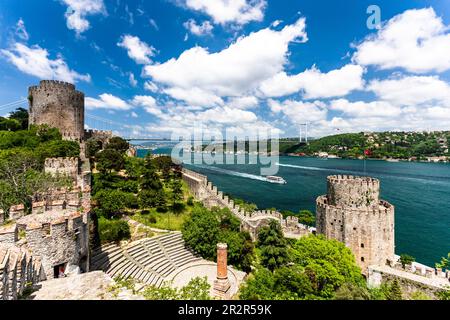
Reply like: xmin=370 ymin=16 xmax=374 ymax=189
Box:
xmin=0 ymin=156 xmax=92 ymax=298
xmin=182 ymin=168 xmax=313 ymax=240
xmin=0 ymin=245 xmax=45 ymax=300
xmin=316 ymin=175 xmax=395 ymax=274
xmin=0 ymin=205 xmax=90 ymax=281
xmin=368 ymin=258 xmax=450 ymax=298
xmin=29 ymin=80 xmax=85 ymax=142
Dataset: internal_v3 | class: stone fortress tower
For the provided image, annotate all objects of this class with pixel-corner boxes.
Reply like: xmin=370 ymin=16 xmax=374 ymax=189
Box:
xmin=316 ymin=175 xmax=395 ymax=275
xmin=28 ymin=80 xmax=85 ymax=142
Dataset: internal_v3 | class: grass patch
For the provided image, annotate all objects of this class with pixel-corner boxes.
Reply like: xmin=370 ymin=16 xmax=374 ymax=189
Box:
xmin=131 ymin=208 xmax=191 ymax=231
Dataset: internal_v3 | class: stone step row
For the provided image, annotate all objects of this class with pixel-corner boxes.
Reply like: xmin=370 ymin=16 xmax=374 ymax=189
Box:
xmin=90 ymin=232 xmax=199 ymax=289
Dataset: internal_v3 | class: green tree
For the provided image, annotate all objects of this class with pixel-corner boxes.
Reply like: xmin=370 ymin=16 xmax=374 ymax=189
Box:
xmin=386 ymin=279 xmax=402 ymax=300
xmin=436 ymin=253 xmax=450 ymax=270
xmin=94 ymin=189 xmax=136 ymax=218
xmin=437 ymin=288 xmax=450 ymax=300
xmin=106 ymin=137 xmax=129 ymax=154
xmin=171 ymin=179 xmax=183 ymax=202
xmin=334 ymin=283 xmax=370 ymax=300
xmin=138 ymin=189 xmax=167 ymax=211
xmin=257 ymin=220 xmax=289 ymax=271
xmin=182 ymin=206 xmax=221 ymax=260
xmin=0 ymin=117 xmax=21 ymax=131
xmin=179 ymin=277 xmax=211 ymax=300
xmin=96 ymin=149 xmax=125 ymax=174
xmin=98 ymin=217 xmax=131 ymax=243
xmin=124 ymin=157 xmax=145 ymax=180
xmin=86 ymin=138 xmax=103 ymax=159
xmin=143 ymin=277 xmax=211 ymax=300
xmin=239 ymin=266 xmax=314 ymax=300
xmin=182 ymin=206 xmax=254 ymax=271
xmin=8 ymin=108 xmax=28 ymax=130
xmin=290 ymin=235 xmax=364 ymax=299
xmin=141 ymin=155 xmax=162 ymax=191
xmin=399 ymin=254 xmax=415 ymax=269
xmin=0 ymin=150 xmax=71 ymax=217
xmin=297 ymin=210 xmax=316 ymax=227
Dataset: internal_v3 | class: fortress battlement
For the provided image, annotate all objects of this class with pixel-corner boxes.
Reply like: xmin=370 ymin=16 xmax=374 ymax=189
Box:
xmin=29 ymin=80 xmax=78 ymax=93
xmin=28 ymin=81 xmax=85 ymax=142
xmin=327 ymin=175 xmax=380 ymax=208
xmin=0 ymin=244 xmax=44 ymax=300
xmin=182 ymin=168 xmax=312 ymax=240
xmin=317 ymin=176 xmax=395 ymax=275
xmin=0 ymin=210 xmax=89 ymax=239
xmin=84 ymin=129 xmax=113 ymax=135
xmin=316 ymin=195 xmax=394 ymax=216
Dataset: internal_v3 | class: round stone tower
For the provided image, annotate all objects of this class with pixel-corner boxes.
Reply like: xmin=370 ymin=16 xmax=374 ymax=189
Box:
xmin=316 ymin=175 xmax=395 ymax=275
xmin=28 ymin=80 xmax=85 ymax=141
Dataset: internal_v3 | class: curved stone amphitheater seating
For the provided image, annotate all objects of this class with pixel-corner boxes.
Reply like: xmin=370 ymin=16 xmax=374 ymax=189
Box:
xmin=91 ymin=232 xmax=201 ymax=288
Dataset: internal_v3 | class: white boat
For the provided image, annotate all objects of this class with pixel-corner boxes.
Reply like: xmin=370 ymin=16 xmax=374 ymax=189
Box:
xmin=266 ymin=176 xmax=287 ymax=184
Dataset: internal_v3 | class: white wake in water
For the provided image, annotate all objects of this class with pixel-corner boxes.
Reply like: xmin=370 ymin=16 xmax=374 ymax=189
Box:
xmin=276 ymin=163 xmax=357 ymax=174
xmin=192 ymin=164 xmax=268 ymax=182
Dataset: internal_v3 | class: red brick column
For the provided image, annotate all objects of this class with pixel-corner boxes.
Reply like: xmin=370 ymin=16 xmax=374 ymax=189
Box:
xmin=217 ymin=243 xmax=228 ymax=280
xmin=213 ymin=243 xmax=231 ymax=299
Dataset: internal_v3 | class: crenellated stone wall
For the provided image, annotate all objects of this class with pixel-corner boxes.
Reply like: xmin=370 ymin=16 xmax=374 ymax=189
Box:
xmin=182 ymin=168 xmax=313 ymax=240
xmin=0 ymin=245 xmax=45 ymax=300
xmin=316 ymin=175 xmax=395 ymax=275
xmin=0 ymin=209 xmax=90 ymax=281
xmin=45 ymin=157 xmax=80 ymax=181
xmin=0 ymin=156 xmax=92 ymax=291
xmin=84 ymin=129 xmax=113 ymax=147
xmin=368 ymin=257 xmax=450 ymax=299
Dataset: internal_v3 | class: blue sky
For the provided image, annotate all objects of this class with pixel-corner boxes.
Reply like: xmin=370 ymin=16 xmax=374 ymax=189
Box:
xmin=0 ymin=0 xmax=450 ymax=138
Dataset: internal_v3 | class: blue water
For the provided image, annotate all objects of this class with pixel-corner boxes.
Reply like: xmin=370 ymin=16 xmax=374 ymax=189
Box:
xmin=137 ymin=147 xmax=450 ymax=267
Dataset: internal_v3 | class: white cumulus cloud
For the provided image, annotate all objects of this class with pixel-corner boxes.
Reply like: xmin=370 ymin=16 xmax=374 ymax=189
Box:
xmin=118 ymin=35 xmax=156 ymax=65
xmin=61 ymin=0 xmax=106 ymax=35
xmin=259 ymin=64 xmax=365 ymax=99
xmin=367 ymin=75 xmax=450 ymax=106
xmin=183 ymin=19 xmax=214 ymax=36
xmin=353 ymin=8 xmax=450 ymax=73
xmin=144 ymin=17 xmax=307 ymax=106
xmin=1 ymin=43 xmax=91 ymax=83
xmin=183 ymin=0 xmax=266 ymax=26
xmin=86 ymin=93 xmax=131 ymax=110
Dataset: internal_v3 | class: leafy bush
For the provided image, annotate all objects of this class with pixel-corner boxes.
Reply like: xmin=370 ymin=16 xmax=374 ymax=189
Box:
xmin=182 ymin=206 xmax=254 ymax=271
xmin=143 ymin=277 xmax=211 ymax=300
xmin=98 ymin=217 xmax=131 ymax=243
xmin=94 ymin=189 xmax=137 ymax=218
xmin=240 ymin=235 xmax=365 ymax=300
xmin=257 ymin=220 xmax=290 ymax=271
xmin=138 ymin=189 xmax=167 ymax=211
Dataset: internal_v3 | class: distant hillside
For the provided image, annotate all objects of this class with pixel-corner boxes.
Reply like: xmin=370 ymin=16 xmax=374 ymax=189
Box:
xmin=283 ymin=132 xmax=450 ymax=160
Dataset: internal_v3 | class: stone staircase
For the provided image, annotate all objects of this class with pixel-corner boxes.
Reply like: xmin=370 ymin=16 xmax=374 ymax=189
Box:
xmin=91 ymin=232 xmax=201 ymax=288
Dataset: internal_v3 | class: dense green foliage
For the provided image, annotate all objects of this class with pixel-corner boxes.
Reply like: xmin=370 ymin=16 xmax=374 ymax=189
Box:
xmin=436 ymin=252 xmax=449 ymax=270
xmin=399 ymin=254 xmax=416 ymax=269
xmin=281 ymin=209 xmax=316 ymax=227
xmin=257 ymin=220 xmax=290 ymax=271
xmin=98 ymin=217 xmax=131 ymax=244
xmin=280 ymin=131 xmax=450 ymax=159
xmin=0 ymin=111 xmax=79 ymax=220
xmin=240 ymin=235 xmax=365 ymax=300
xmin=182 ymin=206 xmax=254 ymax=272
xmin=0 ymin=108 xmax=28 ymax=131
xmin=93 ymin=189 xmax=137 ymax=218
xmin=91 ymin=142 xmax=189 ymax=242
xmin=143 ymin=277 xmax=211 ymax=300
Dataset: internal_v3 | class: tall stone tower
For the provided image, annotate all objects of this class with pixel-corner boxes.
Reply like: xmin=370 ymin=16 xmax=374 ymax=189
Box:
xmin=316 ymin=175 xmax=395 ymax=275
xmin=28 ymin=80 xmax=85 ymax=141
